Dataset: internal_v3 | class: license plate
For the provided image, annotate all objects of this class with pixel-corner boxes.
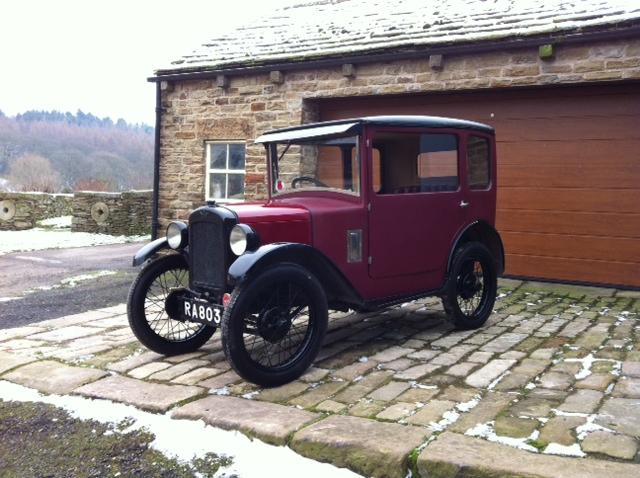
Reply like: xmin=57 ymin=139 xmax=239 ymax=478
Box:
xmin=182 ymin=299 xmax=222 ymax=325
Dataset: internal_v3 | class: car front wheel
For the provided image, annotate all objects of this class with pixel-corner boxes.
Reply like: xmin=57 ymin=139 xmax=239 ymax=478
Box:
xmin=442 ymin=242 xmax=497 ymax=330
xmin=127 ymin=254 xmax=216 ymax=355
xmin=222 ymin=263 xmax=328 ymax=387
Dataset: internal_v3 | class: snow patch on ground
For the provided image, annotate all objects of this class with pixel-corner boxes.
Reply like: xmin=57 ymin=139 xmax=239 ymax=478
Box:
xmin=37 ymin=215 xmax=72 ymax=228
xmin=456 ymin=396 xmax=480 ymax=413
xmin=430 ymin=410 xmax=460 ymax=431
xmin=0 ymin=228 xmax=148 ymax=255
xmin=465 ymin=421 xmax=539 ymax=453
xmin=543 ymin=443 xmax=586 ymax=457
xmin=576 ymin=415 xmax=613 ymax=440
xmin=0 ymin=380 xmax=362 ymax=478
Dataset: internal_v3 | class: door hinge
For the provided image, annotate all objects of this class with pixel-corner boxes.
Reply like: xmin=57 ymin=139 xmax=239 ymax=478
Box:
xmin=368 ymin=256 xmax=373 ymax=265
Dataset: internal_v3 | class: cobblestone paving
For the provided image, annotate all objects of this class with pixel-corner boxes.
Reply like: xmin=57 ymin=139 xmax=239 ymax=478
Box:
xmin=1 ymin=280 xmax=639 ymax=477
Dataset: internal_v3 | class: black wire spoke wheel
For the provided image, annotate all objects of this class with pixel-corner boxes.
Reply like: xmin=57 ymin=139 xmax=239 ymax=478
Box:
xmin=127 ymin=254 xmax=216 ymax=355
xmin=243 ymin=281 xmax=312 ymax=368
xmin=143 ymin=265 xmax=204 ymax=342
xmin=222 ymin=263 xmax=328 ymax=387
xmin=442 ymin=242 xmax=497 ymax=330
xmin=456 ymin=259 xmax=487 ymax=316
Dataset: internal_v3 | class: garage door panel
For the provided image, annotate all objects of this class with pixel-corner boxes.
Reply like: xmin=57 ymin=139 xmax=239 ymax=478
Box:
xmin=499 ymin=165 xmax=638 ymax=188
xmin=495 ymin=117 xmax=638 ymax=141
xmin=497 ymin=140 xmax=640 ymax=167
xmin=499 ymin=188 xmax=640 ymax=214
xmin=502 ymin=232 xmax=640 ymax=263
xmin=497 ymin=210 xmax=640 ymax=239
xmin=506 ymin=254 xmax=640 ymax=288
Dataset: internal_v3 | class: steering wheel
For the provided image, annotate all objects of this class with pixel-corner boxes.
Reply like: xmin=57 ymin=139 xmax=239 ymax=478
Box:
xmin=291 ymin=176 xmax=328 ymax=188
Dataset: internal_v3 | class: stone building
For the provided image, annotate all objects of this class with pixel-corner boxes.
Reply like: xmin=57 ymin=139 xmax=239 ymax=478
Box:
xmin=150 ymin=0 xmax=640 ymax=288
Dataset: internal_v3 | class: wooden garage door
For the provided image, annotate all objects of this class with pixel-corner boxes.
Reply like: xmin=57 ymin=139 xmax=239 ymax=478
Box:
xmin=318 ymin=84 xmax=640 ymax=288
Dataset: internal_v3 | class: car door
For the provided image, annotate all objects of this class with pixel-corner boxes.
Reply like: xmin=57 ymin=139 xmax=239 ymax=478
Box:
xmin=367 ymin=128 xmax=465 ymax=287
xmin=462 ymin=132 xmax=496 ymax=225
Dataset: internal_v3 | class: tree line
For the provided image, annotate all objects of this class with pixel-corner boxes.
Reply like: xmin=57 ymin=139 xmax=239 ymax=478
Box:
xmin=0 ymin=109 xmax=154 ymax=193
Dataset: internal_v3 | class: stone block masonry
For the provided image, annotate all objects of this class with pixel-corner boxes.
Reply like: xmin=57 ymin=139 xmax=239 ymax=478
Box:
xmin=0 ymin=192 xmax=73 ymax=230
xmin=71 ymin=190 xmax=152 ymax=236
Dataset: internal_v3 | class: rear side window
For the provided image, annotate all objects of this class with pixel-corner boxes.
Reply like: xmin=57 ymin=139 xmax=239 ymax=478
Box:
xmin=417 ymin=134 xmax=459 ymax=192
xmin=467 ymin=136 xmax=490 ymax=189
xmin=372 ymin=132 xmax=458 ymax=194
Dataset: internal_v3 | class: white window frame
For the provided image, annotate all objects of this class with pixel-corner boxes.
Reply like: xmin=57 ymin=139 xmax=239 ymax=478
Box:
xmin=205 ymin=141 xmax=246 ymax=202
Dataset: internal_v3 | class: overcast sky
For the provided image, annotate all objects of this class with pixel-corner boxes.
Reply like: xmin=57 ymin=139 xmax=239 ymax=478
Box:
xmin=0 ymin=0 xmax=297 ymax=125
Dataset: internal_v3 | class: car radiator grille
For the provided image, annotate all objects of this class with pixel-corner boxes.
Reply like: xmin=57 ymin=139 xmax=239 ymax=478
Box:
xmin=190 ymin=220 xmax=225 ymax=291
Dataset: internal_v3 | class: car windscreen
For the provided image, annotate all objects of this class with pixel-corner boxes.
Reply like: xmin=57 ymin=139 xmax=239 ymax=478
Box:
xmin=270 ymin=135 xmax=360 ymax=197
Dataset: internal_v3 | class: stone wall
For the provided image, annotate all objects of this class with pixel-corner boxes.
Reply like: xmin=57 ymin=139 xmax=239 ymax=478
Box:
xmin=71 ymin=190 xmax=152 ymax=236
xmin=156 ymin=37 xmax=640 ymax=227
xmin=0 ymin=192 xmax=73 ymax=230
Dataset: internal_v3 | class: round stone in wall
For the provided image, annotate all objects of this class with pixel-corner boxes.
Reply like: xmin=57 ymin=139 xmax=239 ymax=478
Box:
xmin=91 ymin=201 xmax=110 ymax=224
xmin=0 ymin=200 xmax=16 ymax=221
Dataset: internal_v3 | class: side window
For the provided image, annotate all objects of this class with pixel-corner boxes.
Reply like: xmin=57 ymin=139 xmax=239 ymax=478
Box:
xmin=416 ymin=134 xmax=458 ymax=192
xmin=372 ymin=132 xmax=458 ymax=194
xmin=467 ymin=136 xmax=490 ymax=189
xmin=206 ymin=142 xmax=246 ymax=201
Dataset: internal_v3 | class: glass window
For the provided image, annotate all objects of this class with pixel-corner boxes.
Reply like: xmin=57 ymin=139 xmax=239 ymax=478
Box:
xmin=206 ymin=142 xmax=245 ymax=201
xmin=271 ymin=136 xmax=360 ymax=196
xmin=372 ymin=132 xmax=458 ymax=194
xmin=467 ymin=136 xmax=490 ymax=189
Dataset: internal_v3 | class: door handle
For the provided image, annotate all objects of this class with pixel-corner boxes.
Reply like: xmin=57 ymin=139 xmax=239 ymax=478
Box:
xmin=459 ymin=200 xmax=470 ymax=208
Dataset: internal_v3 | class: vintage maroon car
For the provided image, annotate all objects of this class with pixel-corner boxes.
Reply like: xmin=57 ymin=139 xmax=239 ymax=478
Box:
xmin=127 ymin=116 xmax=504 ymax=386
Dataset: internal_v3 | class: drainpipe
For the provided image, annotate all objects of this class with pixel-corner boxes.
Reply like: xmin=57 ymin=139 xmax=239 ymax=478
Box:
xmin=151 ymin=81 xmax=161 ymax=240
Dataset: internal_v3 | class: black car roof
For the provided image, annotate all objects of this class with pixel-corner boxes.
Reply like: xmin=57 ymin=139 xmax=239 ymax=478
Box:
xmin=255 ymin=115 xmax=494 ymax=143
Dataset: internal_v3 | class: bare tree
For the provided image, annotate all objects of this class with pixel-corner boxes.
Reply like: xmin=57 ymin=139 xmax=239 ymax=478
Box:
xmin=7 ymin=154 xmax=61 ymax=193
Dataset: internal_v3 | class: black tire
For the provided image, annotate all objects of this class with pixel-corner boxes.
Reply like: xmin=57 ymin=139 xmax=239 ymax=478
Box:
xmin=222 ymin=263 xmax=328 ymax=387
xmin=442 ymin=242 xmax=497 ymax=330
xmin=127 ymin=254 xmax=215 ymax=355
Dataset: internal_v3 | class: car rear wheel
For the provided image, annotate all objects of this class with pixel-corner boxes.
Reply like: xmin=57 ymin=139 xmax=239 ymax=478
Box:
xmin=127 ymin=254 xmax=216 ymax=355
xmin=442 ymin=242 xmax=497 ymax=330
xmin=222 ymin=263 xmax=328 ymax=387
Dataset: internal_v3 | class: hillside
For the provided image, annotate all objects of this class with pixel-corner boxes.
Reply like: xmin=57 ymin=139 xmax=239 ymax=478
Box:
xmin=0 ymin=110 xmax=154 ymax=191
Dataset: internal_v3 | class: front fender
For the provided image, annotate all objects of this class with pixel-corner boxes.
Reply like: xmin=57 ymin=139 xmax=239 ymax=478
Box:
xmin=132 ymin=237 xmax=169 ymax=266
xmin=227 ymin=243 xmax=363 ymax=308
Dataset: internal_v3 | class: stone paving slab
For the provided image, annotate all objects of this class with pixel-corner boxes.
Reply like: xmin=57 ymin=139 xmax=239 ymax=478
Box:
xmin=173 ymin=395 xmax=319 ymax=446
xmin=75 ymin=375 xmax=203 ymax=412
xmin=419 ymin=432 xmax=640 ymax=478
xmin=291 ymin=415 xmax=429 ymax=478
xmin=0 ymin=279 xmax=639 ymax=477
xmin=2 ymin=360 xmax=107 ymax=394
xmin=0 ymin=351 xmax=37 ymax=375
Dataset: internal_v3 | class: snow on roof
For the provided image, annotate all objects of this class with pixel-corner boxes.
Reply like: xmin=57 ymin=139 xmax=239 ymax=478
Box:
xmin=158 ymin=0 xmax=640 ymax=74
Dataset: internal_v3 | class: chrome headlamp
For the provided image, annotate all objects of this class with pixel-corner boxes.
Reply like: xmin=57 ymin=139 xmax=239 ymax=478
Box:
xmin=229 ymin=224 xmax=260 ymax=256
xmin=166 ymin=221 xmax=188 ymax=249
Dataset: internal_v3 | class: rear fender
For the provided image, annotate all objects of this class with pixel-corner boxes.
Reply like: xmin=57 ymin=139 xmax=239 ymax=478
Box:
xmin=447 ymin=221 xmax=505 ymax=275
xmin=228 ymin=243 xmax=363 ymax=308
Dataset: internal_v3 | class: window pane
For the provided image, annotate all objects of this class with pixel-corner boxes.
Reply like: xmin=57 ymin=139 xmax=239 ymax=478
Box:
xmin=417 ymin=134 xmax=458 ymax=192
xmin=468 ymin=136 xmax=490 ymax=189
xmin=209 ymin=173 xmax=226 ymax=199
xmin=210 ymin=144 xmax=226 ymax=169
xmin=372 ymin=132 xmax=458 ymax=194
xmin=227 ymin=174 xmax=245 ymax=199
xmin=229 ymin=144 xmax=245 ymax=170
